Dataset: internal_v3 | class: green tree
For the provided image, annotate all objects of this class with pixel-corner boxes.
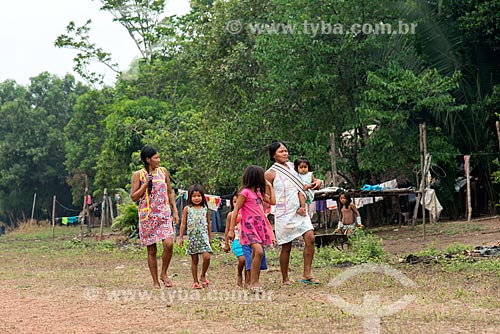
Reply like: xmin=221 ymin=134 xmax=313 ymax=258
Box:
xmin=357 ymin=63 xmax=462 ymax=175
xmin=55 ymin=0 xmax=170 ymax=85
xmin=0 ymin=74 xmax=87 ymax=224
xmin=65 ymin=88 xmax=112 ymax=204
xmin=94 ymin=97 xmax=174 ymax=192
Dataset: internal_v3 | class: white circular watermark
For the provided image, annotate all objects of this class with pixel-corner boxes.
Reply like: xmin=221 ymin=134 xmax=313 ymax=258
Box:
xmin=226 ymin=20 xmax=243 ymax=34
xmin=328 ymin=263 xmax=416 ymax=334
xmin=83 ymin=287 xmax=101 ymax=301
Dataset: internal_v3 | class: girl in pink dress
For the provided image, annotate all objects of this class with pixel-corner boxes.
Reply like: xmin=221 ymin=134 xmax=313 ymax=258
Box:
xmin=228 ymin=165 xmax=275 ymax=293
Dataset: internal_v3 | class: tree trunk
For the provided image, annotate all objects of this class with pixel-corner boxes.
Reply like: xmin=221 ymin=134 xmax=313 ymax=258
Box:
xmin=482 ymin=170 xmax=497 ymax=215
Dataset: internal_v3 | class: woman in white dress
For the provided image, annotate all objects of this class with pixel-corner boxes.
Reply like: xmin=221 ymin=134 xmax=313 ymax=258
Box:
xmin=264 ymin=141 xmax=322 ymax=285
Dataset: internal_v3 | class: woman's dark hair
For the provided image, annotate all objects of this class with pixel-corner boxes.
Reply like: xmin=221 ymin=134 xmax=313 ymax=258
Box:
xmin=229 ymin=190 xmax=238 ymax=211
xmin=187 ymin=184 xmax=208 ymax=207
xmin=340 ymin=192 xmax=352 ymax=208
xmin=241 ymin=165 xmax=266 ymax=195
xmin=268 ymin=140 xmax=286 ymax=161
xmin=294 ymin=157 xmax=312 ymax=173
xmin=140 ymin=146 xmax=158 ymax=173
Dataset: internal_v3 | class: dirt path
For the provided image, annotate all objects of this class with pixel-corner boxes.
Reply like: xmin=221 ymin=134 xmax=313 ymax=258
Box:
xmin=0 ymin=283 xmax=239 ymax=334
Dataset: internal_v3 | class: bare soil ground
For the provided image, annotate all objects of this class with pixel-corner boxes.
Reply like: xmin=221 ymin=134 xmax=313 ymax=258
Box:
xmin=375 ymin=215 xmax=500 ymax=255
xmin=1 ymin=217 xmax=500 ymax=334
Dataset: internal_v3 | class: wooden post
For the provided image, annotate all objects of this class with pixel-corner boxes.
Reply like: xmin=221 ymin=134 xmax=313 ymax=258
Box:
xmin=99 ymin=188 xmax=107 ymax=241
xmin=496 ymin=121 xmax=500 ymax=151
xmin=433 ymin=194 xmax=438 ymax=222
xmin=422 ymin=123 xmax=427 ymax=240
xmin=31 ymin=193 xmax=37 ymax=223
xmin=465 ymin=155 xmax=471 ymax=222
xmin=52 ymin=195 xmax=56 ymax=241
xmin=107 ymin=195 xmax=114 ymax=227
xmin=80 ymin=175 xmax=88 ymax=241
xmin=413 ymin=124 xmax=424 ymax=227
xmin=329 ymin=132 xmax=338 ymax=187
xmin=104 ymin=191 xmax=109 ymax=228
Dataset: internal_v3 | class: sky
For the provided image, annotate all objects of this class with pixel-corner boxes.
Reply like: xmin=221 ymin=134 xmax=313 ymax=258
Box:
xmin=0 ymin=0 xmax=191 ymax=86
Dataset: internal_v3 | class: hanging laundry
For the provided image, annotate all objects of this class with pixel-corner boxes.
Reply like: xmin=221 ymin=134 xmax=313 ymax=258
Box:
xmin=205 ymin=195 xmax=221 ymax=211
xmin=179 ymin=190 xmax=221 ymax=211
xmin=326 ymin=199 xmax=337 ymax=210
xmin=361 ymin=184 xmax=383 ymax=191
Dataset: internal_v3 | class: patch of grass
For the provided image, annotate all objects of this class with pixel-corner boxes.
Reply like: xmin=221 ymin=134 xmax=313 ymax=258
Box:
xmin=414 ymin=243 xmax=441 ymax=257
xmin=410 ymin=242 xmax=500 ymax=273
xmin=266 ymin=231 xmax=387 ymax=269
xmin=443 ymin=227 xmax=461 ymax=237
xmin=463 ymin=224 xmax=482 ymax=233
xmin=444 ymin=243 xmax=470 ymax=255
xmin=349 ymin=231 xmax=386 ymax=262
xmin=442 ymin=224 xmax=482 ymax=237
xmin=442 ymin=257 xmax=500 ymax=272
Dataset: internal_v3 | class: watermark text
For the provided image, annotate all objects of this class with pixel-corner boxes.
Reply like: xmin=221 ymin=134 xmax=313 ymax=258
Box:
xmin=226 ymin=20 xmax=417 ymax=37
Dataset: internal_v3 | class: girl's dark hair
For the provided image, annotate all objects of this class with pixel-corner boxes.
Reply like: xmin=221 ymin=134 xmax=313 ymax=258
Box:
xmin=268 ymin=141 xmax=286 ymax=162
xmin=294 ymin=157 xmax=312 ymax=173
xmin=187 ymin=184 xmax=208 ymax=207
xmin=340 ymin=192 xmax=352 ymax=208
xmin=140 ymin=146 xmax=158 ymax=173
xmin=241 ymin=165 xmax=266 ymax=195
xmin=229 ymin=190 xmax=238 ymax=211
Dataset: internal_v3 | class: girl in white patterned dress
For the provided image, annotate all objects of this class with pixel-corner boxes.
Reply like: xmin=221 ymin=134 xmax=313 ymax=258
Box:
xmin=178 ymin=184 xmax=213 ymax=289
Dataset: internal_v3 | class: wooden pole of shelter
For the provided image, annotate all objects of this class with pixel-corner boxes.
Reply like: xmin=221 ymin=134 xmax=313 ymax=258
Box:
xmin=99 ymin=188 xmax=108 ymax=240
xmin=107 ymin=195 xmax=114 ymax=227
xmin=31 ymin=193 xmax=37 ymax=223
xmin=80 ymin=175 xmax=88 ymax=241
xmin=465 ymin=155 xmax=472 ymax=222
xmin=52 ymin=195 xmax=56 ymax=241
xmin=496 ymin=121 xmax=500 ymax=151
xmin=99 ymin=188 xmax=106 ymax=241
xmin=422 ymin=123 xmax=427 ymax=240
xmin=433 ymin=194 xmax=438 ymax=222
xmin=413 ymin=124 xmax=424 ymax=227
xmin=413 ymin=124 xmax=430 ymax=238
xmin=329 ymin=132 xmax=338 ymax=187
xmin=103 ymin=190 xmax=108 ymax=228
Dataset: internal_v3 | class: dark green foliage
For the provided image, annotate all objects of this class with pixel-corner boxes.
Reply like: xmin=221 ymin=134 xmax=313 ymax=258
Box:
xmin=111 ymin=202 xmax=139 ymax=236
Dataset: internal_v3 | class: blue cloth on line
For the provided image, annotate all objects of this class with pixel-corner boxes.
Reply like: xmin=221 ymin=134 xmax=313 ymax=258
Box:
xmin=361 ymin=184 xmax=383 ymax=191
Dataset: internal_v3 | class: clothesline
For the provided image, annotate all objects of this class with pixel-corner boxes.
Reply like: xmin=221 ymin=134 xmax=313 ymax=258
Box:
xmin=56 ymin=216 xmax=79 ymax=225
xmin=55 ymin=199 xmax=81 ymax=212
xmin=432 ymin=152 xmax=500 ymax=157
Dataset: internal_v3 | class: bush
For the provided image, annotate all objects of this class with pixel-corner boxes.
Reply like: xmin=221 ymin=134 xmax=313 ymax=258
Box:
xmin=349 ymin=231 xmax=386 ymax=263
xmin=112 ymin=202 xmax=139 ymax=237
